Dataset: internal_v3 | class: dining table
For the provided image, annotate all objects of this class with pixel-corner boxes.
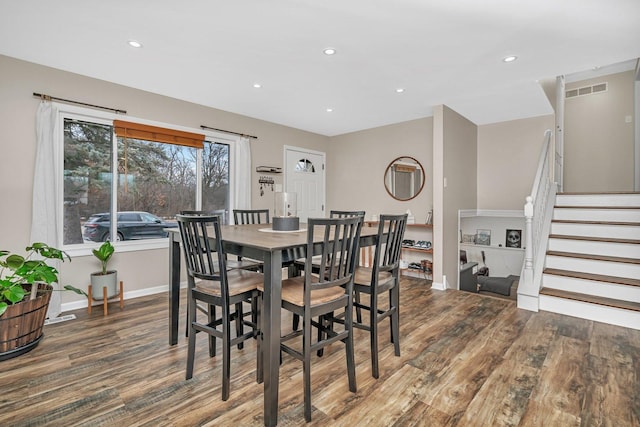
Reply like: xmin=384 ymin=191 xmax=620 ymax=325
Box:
xmin=167 ymin=222 xmax=380 ymax=427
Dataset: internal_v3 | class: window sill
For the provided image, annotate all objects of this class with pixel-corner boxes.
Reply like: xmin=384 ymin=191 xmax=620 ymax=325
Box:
xmin=64 ymin=239 xmax=170 ymax=258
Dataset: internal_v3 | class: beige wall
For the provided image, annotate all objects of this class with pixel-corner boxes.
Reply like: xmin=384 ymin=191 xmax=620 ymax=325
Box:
xmin=0 ymin=53 xmax=568 ymax=310
xmin=564 ymin=70 xmax=635 ymax=192
xmin=0 ymin=54 xmax=328 ymax=306
xmin=442 ymin=106 xmax=478 ymax=289
xmin=477 ymin=115 xmax=554 ymax=209
xmin=327 ymin=118 xmax=433 ymax=222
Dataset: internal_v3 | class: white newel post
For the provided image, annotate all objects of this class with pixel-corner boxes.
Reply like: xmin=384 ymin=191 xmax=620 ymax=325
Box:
xmin=517 ymin=196 xmax=538 ymax=311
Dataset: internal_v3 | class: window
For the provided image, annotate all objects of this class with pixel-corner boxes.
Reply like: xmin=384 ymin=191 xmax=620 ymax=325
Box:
xmin=62 ymin=114 xmax=231 ymax=247
xmin=295 ymin=158 xmax=315 ymax=173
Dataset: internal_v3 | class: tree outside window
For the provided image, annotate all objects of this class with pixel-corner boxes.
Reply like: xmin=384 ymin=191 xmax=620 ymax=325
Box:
xmin=63 ymin=117 xmax=230 ymax=245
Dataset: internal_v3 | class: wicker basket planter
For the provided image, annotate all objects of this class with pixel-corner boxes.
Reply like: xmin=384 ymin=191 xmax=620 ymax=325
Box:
xmin=0 ymin=284 xmax=52 ymax=361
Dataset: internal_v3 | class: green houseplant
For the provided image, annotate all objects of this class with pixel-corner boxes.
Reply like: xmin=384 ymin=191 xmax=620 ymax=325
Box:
xmin=0 ymin=242 xmax=84 ymax=359
xmin=90 ymin=241 xmax=118 ymax=300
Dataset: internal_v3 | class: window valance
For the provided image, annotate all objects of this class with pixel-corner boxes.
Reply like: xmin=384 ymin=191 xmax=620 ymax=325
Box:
xmin=113 ymin=120 xmax=204 ymax=149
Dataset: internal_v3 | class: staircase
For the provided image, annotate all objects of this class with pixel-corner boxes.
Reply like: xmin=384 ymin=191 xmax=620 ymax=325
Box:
xmin=538 ymin=192 xmax=640 ymax=330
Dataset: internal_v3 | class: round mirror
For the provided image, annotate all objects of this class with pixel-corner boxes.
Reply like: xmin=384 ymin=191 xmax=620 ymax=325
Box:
xmin=384 ymin=156 xmax=425 ymax=201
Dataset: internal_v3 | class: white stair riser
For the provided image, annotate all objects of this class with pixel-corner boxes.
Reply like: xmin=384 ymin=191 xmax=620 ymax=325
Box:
xmin=550 ymin=222 xmax=640 ymax=240
xmin=553 ymin=208 xmax=640 ymax=222
xmin=545 ymin=255 xmax=640 ymax=278
xmin=556 ymin=194 xmax=640 ymax=207
xmin=539 ymin=295 xmax=640 ymax=330
xmin=543 ymin=274 xmax=640 ymax=303
xmin=548 ymin=238 xmax=640 ymax=258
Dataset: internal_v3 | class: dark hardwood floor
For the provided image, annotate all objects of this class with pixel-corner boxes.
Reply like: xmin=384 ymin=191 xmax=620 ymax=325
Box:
xmin=1 ymin=278 xmax=638 ymax=426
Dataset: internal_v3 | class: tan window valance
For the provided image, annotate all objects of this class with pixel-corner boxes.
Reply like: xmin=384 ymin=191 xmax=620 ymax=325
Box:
xmin=113 ymin=120 xmax=205 ymax=149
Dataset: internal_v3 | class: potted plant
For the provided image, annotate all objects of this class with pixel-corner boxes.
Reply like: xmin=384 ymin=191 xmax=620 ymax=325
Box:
xmin=0 ymin=242 xmax=84 ymax=360
xmin=90 ymin=241 xmax=118 ymax=300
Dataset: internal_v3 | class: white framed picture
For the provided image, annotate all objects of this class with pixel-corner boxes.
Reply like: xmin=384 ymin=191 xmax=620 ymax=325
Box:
xmin=475 ymin=229 xmax=491 ymax=246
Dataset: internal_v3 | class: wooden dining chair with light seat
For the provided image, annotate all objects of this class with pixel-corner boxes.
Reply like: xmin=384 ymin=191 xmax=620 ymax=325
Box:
xmin=290 ymin=210 xmax=365 ymax=331
xmin=259 ymin=216 xmax=363 ymax=422
xmin=177 ymin=214 xmax=263 ymax=401
xmin=352 ymin=213 xmax=407 ymax=379
xmin=180 ymin=210 xmax=262 ymax=338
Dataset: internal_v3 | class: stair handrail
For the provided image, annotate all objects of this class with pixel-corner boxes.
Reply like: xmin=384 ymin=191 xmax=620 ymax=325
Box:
xmin=519 ymin=129 xmax=558 ymax=311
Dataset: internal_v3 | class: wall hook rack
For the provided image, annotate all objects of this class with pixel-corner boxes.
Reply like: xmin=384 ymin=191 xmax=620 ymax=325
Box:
xmin=258 ymin=176 xmax=275 ymax=196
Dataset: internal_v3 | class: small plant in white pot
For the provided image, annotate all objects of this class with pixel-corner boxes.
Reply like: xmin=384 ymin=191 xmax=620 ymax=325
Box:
xmin=90 ymin=241 xmax=117 ymax=300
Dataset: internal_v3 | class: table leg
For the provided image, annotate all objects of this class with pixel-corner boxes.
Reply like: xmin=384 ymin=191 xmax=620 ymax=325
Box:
xmin=169 ymin=233 xmax=181 ymax=346
xmin=262 ymin=250 xmax=282 ymax=427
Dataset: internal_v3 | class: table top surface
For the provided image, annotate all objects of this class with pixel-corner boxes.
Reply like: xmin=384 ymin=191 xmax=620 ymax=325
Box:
xmin=168 ymin=222 xmax=379 ymax=251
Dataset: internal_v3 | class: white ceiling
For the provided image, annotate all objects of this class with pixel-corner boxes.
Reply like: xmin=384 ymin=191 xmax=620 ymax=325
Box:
xmin=1 ymin=0 xmax=639 ymax=136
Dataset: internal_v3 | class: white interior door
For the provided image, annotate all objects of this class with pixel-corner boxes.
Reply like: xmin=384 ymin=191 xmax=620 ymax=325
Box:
xmin=284 ymin=146 xmax=325 ymax=222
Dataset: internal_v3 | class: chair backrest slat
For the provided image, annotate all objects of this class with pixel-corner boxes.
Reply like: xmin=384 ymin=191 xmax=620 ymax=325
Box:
xmin=234 ymin=209 xmax=270 ymax=225
xmin=329 ymin=210 xmax=366 ymax=219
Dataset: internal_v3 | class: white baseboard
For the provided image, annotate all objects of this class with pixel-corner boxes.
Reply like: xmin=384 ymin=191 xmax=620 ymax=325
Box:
xmin=61 ymin=282 xmax=188 ymax=314
xmin=431 ymin=281 xmax=446 ymax=291
xmin=517 ymin=293 xmax=539 ymax=312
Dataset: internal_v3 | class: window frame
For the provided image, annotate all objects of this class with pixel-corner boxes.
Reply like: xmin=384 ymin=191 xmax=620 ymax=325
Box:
xmin=56 ymin=104 xmax=239 ymax=256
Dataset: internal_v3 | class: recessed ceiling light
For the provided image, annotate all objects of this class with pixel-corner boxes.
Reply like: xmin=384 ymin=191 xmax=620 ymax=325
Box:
xmin=396 ymin=88 xmax=405 ymax=93
xmin=503 ymin=55 xmax=517 ymax=63
xmin=323 ymin=48 xmax=336 ymax=55
xmin=128 ymin=40 xmax=143 ymax=48
xmin=326 ymin=108 xmax=333 ymax=112
xmin=253 ymin=83 xmax=262 ymax=88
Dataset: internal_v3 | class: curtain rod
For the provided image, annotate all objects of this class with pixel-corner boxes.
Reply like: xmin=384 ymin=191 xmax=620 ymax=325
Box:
xmin=200 ymin=125 xmax=258 ymax=140
xmin=32 ymin=92 xmax=127 ymax=114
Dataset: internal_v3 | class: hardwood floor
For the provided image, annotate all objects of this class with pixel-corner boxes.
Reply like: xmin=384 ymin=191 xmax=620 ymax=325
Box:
xmin=1 ymin=278 xmax=638 ymax=426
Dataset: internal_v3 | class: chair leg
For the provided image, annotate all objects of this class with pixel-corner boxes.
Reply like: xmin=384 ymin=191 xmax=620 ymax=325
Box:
xmin=251 ymin=297 xmax=258 ymax=339
xmin=345 ymin=303 xmax=357 ymax=393
xmin=316 ymin=315 xmax=325 ymax=357
xmin=391 ymin=287 xmax=400 ymax=356
xmin=303 ymin=313 xmax=312 ymax=422
xmin=256 ymin=293 xmax=263 ymax=384
xmin=209 ymin=305 xmax=216 ymax=357
xmin=185 ymin=308 xmax=189 ymax=338
xmin=292 ymin=314 xmax=300 ymax=331
xmin=370 ymin=295 xmax=380 ymax=379
xmin=235 ymin=302 xmax=244 ymax=350
xmin=222 ymin=311 xmax=231 ymax=401
xmin=355 ymin=290 xmax=362 ymax=323
xmin=186 ymin=300 xmax=197 ymax=380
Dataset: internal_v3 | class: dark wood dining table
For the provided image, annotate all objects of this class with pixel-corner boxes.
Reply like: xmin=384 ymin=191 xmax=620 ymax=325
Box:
xmin=167 ymin=222 xmax=379 ymax=427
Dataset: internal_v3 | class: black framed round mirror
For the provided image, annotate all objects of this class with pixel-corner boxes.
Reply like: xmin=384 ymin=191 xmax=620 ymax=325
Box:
xmin=384 ymin=156 xmax=425 ymax=201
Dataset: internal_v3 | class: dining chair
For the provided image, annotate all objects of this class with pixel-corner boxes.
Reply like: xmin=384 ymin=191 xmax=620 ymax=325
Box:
xmin=290 ymin=210 xmax=365 ymax=278
xmin=259 ymin=216 xmax=363 ymax=422
xmin=352 ymin=213 xmax=407 ymax=379
xmin=233 ymin=209 xmax=270 ymax=225
xmin=290 ymin=210 xmax=365 ymax=331
xmin=180 ymin=210 xmax=263 ymax=337
xmin=177 ymin=214 xmax=263 ymax=401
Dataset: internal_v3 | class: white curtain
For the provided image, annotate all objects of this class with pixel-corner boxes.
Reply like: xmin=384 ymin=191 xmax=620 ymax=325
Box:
xmin=31 ymin=101 xmax=62 ymax=319
xmin=233 ymin=136 xmax=252 ymax=215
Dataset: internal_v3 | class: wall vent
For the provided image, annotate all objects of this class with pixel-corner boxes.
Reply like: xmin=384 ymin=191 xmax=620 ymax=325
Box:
xmin=44 ymin=314 xmax=77 ymax=325
xmin=566 ymin=82 xmax=608 ymax=99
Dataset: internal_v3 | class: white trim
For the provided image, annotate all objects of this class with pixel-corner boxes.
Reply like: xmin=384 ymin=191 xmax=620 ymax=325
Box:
xmin=60 ymin=282 xmax=188 ymax=313
xmin=54 ymin=104 xmax=237 ymax=250
xmin=459 ymin=209 xmax=524 ymax=218
xmin=431 ymin=280 xmax=446 ymax=291
xmin=517 ymin=293 xmax=539 ymax=312
xmin=283 ymin=145 xmax=326 ymax=218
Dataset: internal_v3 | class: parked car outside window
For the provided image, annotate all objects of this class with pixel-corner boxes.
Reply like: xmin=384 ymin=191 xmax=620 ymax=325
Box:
xmin=83 ymin=211 xmax=178 ymax=242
